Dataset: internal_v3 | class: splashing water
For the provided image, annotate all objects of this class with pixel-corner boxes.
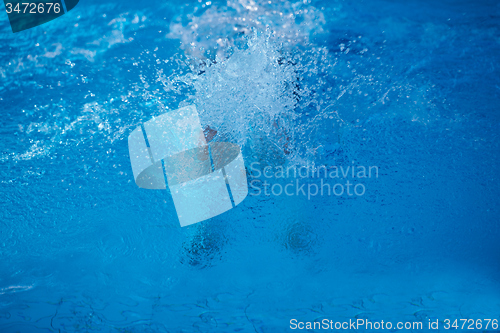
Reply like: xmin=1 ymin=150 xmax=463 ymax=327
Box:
xmin=161 ymin=0 xmax=435 ymax=168
xmin=1 ymin=0 xmax=434 ymax=171
xmin=161 ymin=0 xmax=350 ymax=167
xmin=174 ymin=32 xmax=361 ymax=168
xmin=184 ymin=32 xmax=298 ymax=165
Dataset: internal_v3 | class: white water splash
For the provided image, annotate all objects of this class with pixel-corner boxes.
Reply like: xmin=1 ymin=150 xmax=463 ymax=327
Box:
xmin=185 ymin=32 xmax=299 ymax=164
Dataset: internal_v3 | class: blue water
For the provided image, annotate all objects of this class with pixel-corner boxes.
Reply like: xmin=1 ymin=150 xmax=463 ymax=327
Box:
xmin=1 ymin=0 xmax=499 ymax=332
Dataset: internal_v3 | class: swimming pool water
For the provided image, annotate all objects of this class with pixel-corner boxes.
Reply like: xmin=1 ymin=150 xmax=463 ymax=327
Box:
xmin=1 ymin=0 xmax=499 ymax=331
